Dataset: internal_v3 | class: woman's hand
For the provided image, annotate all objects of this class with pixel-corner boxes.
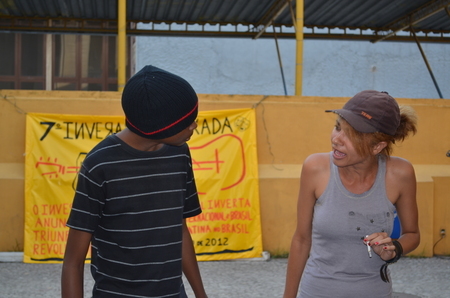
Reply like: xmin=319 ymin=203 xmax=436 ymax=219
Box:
xmin=363 ymin=233 xmax=397 ymax=261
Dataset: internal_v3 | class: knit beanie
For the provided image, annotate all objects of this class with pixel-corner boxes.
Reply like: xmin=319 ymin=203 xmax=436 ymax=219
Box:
xmin=121 ymin=65 xmax=198 ymax=139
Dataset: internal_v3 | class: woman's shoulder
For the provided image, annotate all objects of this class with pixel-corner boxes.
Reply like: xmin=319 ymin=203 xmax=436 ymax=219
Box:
xmin=385 ymin=156 xmax=415 ymax=179
xmin=304 ymin=152 xmax=330 ymax=163
xmin=385 ymin=156 xmax=417 ymax=205
xmin=386 ymin=156 xmax=414 ymax=168
xmin=302 ymin=152 xmax=330 ymax=174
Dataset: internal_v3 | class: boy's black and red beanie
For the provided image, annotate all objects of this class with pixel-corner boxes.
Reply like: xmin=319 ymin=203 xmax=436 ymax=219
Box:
xmin=121 ymin=65 xmax=198 ymax=139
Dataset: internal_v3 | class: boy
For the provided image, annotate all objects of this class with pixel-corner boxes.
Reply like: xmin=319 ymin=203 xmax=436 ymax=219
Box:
xmin=61 ymin=65 xmax=208 ymax=298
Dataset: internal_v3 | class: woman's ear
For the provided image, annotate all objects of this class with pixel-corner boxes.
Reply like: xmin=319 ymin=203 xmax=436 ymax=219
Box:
xmin=372 ymin=141 xmax=387 ymax=155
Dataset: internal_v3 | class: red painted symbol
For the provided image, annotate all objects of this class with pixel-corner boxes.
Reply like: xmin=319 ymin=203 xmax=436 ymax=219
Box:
xmin=190 ymin=134 xmax=246 ymax=194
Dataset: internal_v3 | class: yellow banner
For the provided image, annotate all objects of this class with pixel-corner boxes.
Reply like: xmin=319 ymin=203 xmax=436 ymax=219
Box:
xmin=24 ymin=109 xmax=262 ymax=263
xmin=24 ymin=114 xmax=125 ymax=263
xmin=188 ymin=108 xmax=262 ymax=260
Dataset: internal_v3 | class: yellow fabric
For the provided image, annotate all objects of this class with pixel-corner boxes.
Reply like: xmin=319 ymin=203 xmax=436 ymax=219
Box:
xmin=188 ymin=108 xmax=262 ymax=260
xmin=24 ymin=109 xmax=262 ymax=263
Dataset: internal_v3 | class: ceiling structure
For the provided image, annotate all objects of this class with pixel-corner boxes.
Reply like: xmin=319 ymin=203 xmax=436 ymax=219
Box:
xmin=1 ymin=0 xmax=450 ymax=43
xmin=1 ymin=0 xmax=448 ymax=97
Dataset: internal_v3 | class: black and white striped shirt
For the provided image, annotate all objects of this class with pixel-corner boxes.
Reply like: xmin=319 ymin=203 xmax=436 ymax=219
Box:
xmin=67 ymin=134 xmax=201 ymax=297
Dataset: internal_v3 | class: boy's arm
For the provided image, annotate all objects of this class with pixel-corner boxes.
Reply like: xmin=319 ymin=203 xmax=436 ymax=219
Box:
xmin=181 ymin=219 xmax=208 ymax=298
xmin=61 ymin=228 xmax=92 ymax=298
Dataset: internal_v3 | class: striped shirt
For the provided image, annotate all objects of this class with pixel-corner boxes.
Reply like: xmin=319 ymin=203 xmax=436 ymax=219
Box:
xmin=67 ymin=134 xmax=202 ymax=298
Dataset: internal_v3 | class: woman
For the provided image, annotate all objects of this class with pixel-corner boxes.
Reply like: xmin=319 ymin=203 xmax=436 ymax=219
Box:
xmin=284 ymin=90 xmax=420 ymax=298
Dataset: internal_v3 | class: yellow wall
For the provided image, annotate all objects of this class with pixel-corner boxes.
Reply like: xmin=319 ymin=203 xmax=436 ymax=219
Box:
xmin=1 ymin=90 xmax=450 ymax=257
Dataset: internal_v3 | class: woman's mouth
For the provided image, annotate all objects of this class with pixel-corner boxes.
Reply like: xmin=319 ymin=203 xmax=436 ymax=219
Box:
xmin=333 ymin=149 xmax=346 ymax=159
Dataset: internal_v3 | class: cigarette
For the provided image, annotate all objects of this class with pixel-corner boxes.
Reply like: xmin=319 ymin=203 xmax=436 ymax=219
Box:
xmin=367 ymin=242 xmax=372 ymax=258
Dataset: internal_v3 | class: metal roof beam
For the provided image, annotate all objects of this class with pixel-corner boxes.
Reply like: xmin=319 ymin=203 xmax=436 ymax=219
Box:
xmin=2 ymin=24 xmax=450 ymax=42
xmin=372 ymin=0 xmax=450 ymax=43
xmin=253 ymin=0 xmax=290 ymax=39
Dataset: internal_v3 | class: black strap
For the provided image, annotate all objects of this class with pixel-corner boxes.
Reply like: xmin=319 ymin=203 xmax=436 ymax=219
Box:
xmin=380 ymin=240 xmax=403 ymax=283
xmin=380 ymin=263 xmax=390 ymax=283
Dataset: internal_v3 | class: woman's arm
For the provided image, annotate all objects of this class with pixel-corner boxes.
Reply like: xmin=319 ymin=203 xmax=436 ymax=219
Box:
xmin=283 ymin=153 xmax=328 ymax=298
xmin=391 ymin=158 xmax=420 ymax=255
xmin=181 ymin=219 xmax=208 ymax=298
xmin=370 ymin=157 xmax=420 ymax=260
xmin=61 ymin=228 xmax=92 ymax=298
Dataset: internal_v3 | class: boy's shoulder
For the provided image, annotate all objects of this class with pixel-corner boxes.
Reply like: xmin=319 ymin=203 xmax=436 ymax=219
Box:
xmin=83 ymin=136 xmax=191 ymax=168
xmin=82 ymin=134 xmax=121 ymax=165
xmin=88 ymin=134 xmax=120 ymax=152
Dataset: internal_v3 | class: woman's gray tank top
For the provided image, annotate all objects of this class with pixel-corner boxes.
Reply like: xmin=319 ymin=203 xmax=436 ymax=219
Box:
xmin=299 ymin=152 xmax=396 ymax=298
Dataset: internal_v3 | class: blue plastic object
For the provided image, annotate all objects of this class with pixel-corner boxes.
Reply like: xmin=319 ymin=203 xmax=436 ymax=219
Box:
xmin=391 ymin=211 xmax=401 ymax=239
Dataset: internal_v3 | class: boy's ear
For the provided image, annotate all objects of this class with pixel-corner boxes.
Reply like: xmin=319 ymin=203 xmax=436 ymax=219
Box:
xmin=188 ymin=122 xmax=197 ymax=130
xmin=372 ymin=141 xmax=387 ymax=155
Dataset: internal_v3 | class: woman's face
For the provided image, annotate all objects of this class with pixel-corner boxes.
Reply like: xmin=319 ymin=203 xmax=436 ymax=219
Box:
xmin=330 ymin=118 xmax=366 ymax=167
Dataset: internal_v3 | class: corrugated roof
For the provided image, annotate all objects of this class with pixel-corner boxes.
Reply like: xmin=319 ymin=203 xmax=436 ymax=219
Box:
xmin=1 ymin=0 xmax=450 ymax=42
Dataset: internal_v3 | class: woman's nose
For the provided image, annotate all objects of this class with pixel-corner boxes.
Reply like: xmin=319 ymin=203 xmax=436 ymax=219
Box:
xmin=332 ymin=132 xmax=342 ymax=145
